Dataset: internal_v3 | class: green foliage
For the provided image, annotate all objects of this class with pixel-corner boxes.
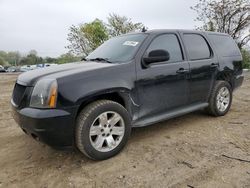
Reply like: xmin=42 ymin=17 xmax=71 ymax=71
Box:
xmin=0 ymin=56 xmax=9 ymax=66
xmin=107 ymin=13 xmax=145 ymax=37
xmin=241 ymin=49 xmax=250 ymax=69
xmin=66 ymin=13 xmax=146 ymax=55
xmin=0 ymin=51 xmax=21 ymax=66
xmin=82 ymin=19 xmax=109 ymax=50
xmin=0 ymin=50 xmax=81 ymax=66
xmin=44 ymin=57 xmax=57 ymax=64
xmin=66 ymin=19 xmax=109 ymax=56
xmin=56 ymin=53 xmax=81 ymax=64
xmin=19 ymin=51 xmax=43 ymax=65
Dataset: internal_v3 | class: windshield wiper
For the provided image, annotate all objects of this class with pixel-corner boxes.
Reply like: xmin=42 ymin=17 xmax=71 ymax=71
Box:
xmin=87 ymin=57 xmax=112 ymax=64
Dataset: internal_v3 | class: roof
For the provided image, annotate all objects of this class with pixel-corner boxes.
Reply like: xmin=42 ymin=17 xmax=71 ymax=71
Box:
xmin=144 ymin=29 xmax=229 ymax=36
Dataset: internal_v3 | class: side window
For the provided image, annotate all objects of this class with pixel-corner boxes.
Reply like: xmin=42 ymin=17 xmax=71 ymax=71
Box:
xmin=208 ymin=34 xmax=241 ymax=57
xmin=183 ymin=34 xmax=211 ymax=60
xmin=146 ymin=34 xmax=183 ymax=63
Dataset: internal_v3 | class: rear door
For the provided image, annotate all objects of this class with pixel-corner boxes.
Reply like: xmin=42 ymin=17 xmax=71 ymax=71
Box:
xmin=180 ymin=32 xmax=218 ymax=103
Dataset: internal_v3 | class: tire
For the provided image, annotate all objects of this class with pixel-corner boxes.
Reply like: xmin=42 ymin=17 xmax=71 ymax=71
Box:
xmin=206 ymin=81 xmax=232 ymax=116
xmin=75 ymin=100 xmax=131 ymax=160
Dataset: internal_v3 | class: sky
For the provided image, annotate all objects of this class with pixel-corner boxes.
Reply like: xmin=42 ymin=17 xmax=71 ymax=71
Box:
xmin=0 ymin=0 xmax=200 ymax=57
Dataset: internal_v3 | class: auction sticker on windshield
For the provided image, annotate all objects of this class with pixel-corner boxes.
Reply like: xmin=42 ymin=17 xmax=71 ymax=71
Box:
xmin=123 ymin=41 xmax=139 ymax=47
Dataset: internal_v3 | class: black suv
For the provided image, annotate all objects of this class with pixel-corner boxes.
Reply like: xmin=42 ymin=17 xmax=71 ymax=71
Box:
xmin=12 ymin=29 xmax=244 ymax=160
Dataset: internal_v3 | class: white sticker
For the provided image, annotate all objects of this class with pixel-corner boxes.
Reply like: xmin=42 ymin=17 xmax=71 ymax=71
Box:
xmin=123 ymin=41 xmax=139 ymax=47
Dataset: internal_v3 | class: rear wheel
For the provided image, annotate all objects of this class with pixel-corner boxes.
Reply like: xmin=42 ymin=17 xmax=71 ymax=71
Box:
xmin=75 ymin=100 xmax=131 ymax=160
xmin=206 ymin=81 xmax=232 ymax=116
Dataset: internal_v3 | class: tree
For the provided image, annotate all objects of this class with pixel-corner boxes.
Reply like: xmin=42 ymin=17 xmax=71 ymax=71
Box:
xmin=0 ymin=51 xmax=8 ymax=61
xmin=0 ymin=51 xmax=21 ymax=66
xmin=8 ymin=51 xmax=21 ymax=66
xmin=56 ymin=53 xmax=81 ymax=64
xmin=191 ymin=0 xmax=250 ymax=49
xmin=82 ymin=19 xmax=109 ymax=50
xmin=44 ymin=57 xmax=57 ymax=64
xmin=107 ymin=13 xmax=145 ymax=37
xmin=29 ymin=50 xmax=38 ymax=56
xmin=66 ymin=14 xmax=146 ymax=55
xmin=19 ymin=51 xmax=43 ymax=65
xmin=66 ymin=25 xmax=92 ymax=56
xmin=0 ymin=56 xmax=8 ymax=66
xmin=66 ymin=19 xmax=109 ymax=56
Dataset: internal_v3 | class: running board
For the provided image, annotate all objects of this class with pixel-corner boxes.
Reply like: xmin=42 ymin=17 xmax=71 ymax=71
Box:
xmin=132 ymin=103 xmax=208 ymax=127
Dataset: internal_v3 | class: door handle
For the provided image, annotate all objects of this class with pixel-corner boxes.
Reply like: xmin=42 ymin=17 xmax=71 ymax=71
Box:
xmin=210 ymin=63 xmax=219 ymax=68
xmin=176 ymin=68 xmax=189 ymax=74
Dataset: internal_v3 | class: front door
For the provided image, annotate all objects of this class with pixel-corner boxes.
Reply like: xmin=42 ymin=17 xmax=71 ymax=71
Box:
xmin=136 ymin=33 xmax=190 ymax=119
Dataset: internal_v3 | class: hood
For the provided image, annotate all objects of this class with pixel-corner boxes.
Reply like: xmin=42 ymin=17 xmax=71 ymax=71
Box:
xmin=17 ymin=61 xmax=116 ymax=86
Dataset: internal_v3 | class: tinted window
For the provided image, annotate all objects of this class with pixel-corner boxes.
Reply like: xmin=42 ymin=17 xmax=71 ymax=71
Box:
xmin=87 ymin=34 xmax=147 ymax=62
xmin=146 ymin=34 xmax=183 ymax=63
xmin=184 ymin=34 xmax=211 ymax=60
xmin=208 ymin=34 xmax=241 ymax=57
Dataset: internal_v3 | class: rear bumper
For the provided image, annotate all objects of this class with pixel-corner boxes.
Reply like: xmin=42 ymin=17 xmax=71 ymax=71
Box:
xmin=233 ymin=75 xmax=244 ymax=90
xmin=11 ymin=102 xmax=77 ymax=149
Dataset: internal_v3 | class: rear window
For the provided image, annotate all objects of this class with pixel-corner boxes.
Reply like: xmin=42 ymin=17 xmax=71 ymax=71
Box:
xmin=183 ymin=34 xmax=211 ymax=60
xmin=208 ymin=34 xmax=241 ymax=57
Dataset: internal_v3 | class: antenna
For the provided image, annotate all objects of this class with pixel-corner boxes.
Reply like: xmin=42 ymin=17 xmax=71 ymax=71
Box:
xmin=141 ymin=27 xmax=147 ymax=32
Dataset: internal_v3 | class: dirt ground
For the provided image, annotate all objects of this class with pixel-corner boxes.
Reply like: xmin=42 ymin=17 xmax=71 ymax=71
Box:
xmin=0 ymin=72 xmax=250 ymax=188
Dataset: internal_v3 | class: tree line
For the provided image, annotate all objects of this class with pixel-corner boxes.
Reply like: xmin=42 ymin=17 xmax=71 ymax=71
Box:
xmin=0 ymin=1 xmax=249 ymax=68
xmin=0 ymin=50 xmax=81 ymax=67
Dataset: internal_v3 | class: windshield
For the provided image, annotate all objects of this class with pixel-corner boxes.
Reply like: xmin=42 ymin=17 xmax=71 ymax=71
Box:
xmin=86 ymin=33 xmax=147 ymax=63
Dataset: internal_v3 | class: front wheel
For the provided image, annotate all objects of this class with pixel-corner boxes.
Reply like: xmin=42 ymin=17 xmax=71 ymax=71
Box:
xmin=206 ymin=81 xmax=232 ymax=116
xmin=75 ymin=100 xmax=131 ymax=160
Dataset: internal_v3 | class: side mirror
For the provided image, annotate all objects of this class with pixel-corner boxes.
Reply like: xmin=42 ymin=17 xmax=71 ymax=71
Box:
xmin=143 ymin=49 xmax=170 ymax=66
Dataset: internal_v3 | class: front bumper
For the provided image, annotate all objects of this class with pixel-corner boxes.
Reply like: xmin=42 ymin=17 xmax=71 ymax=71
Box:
xmin=12 ymin=101 xmax=77 ymax=149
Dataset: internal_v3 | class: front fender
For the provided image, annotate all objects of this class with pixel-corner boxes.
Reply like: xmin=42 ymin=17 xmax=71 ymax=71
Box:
xmin=75 ymin=87 xmax=139 ymax=121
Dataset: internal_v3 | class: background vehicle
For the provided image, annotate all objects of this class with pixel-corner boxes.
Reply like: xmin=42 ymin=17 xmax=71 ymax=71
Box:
xmin=11 ymin=30 xmax=244 ymax=160
xmin=20 ymin=64 xmax=58 ymax=72
xmin=0 ymin=65 xmax=6 ymax=73
xmin=36 ymin=63 xmax=58 ymax=69
xmin=20 ymin=65 xmax=36 ymax=72
xmin=6 ymin=66 xmax=19 ymax=72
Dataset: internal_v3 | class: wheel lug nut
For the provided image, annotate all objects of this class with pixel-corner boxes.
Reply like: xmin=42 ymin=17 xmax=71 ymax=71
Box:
xmin=110 ymin=129 xmax=112 ymax=132
xmin=102 ymin=133 xmax=105 ymax=136
xmin=107 ymin=133 xmax=110 ymax=137
xmin=108 ymin=124 xmax=111 ymax=128
xmin=101 ymin=129 xmax=104 ymax=132
xmin=104 ymin=125 xmax=107 ymax=128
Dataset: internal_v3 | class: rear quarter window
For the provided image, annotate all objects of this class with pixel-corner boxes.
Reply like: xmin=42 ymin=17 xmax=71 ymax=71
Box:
xmin=208 ymin=34 xmax=241 ymax=57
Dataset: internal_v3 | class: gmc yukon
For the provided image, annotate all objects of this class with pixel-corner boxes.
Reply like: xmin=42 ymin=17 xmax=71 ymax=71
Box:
xmin=11 ymin=29 xmax=244 ymax=160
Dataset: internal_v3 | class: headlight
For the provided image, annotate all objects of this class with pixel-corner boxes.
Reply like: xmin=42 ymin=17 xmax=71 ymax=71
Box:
xmin=30 ymin=79 xmax=58 ymax=108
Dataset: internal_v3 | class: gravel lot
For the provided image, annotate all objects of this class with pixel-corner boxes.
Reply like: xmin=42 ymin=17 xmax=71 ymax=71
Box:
xmin=0 ymin=72 xmax=250 ymax=188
